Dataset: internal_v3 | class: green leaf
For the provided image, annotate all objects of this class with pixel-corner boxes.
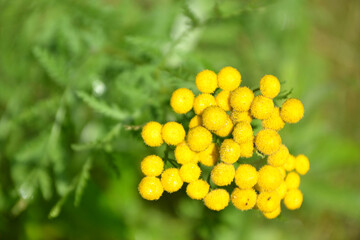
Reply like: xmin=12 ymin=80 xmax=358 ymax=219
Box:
xmin=33 ymin=47 xmax=68 ymax=87
xmin=71 ymin=123 xmax=122 ymax=151
xmin=77 ymin=91 xmax=129 ymax=120
xmin=37 ymin=169 xmax=53 ymax=200
xmin=74 ymin=158 xmax=92 ymax=207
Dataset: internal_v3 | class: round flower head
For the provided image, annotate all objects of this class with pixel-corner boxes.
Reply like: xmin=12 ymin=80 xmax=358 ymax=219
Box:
xmin=161 ymin=168 xmax=183 ymax=193
xmin=235 ymin=164 xmax=258 ymax=189
xmin=231 ymin=188 xmax=257 ymax=211
xmin=220 ymin=139 xmax=241 ymax=164
xmin=204 ymin=189 xmax=230 ymax=211
xmin=262 ymin=107 xmax=285 ymax=131
xmin=196 ymin=69 xmax=218 ymax=93
xmin=170 ymin=88 xmax=194 ymax=114
xmin=285 ymin=172 xmax=300 ymax=189
xmin=295 ymin=154 xmax=310 ymax=175
xmin=275 ymin=181 xmax=287 ymax=199
xmin=213 ymin=116 xmax=234 ymax=137
xmin=257 ymin=165 xmax=283 ymax=192
xmin=284 ymin=189 xmax=303 ymax=210
xmin=193 ymin=93 xmax=216 ymax=115
xmin=277 ymin=166 xmax=286 ymax=179
xmin=189 ymin=115 xmax=202 ymax=129
xmin=161 ymin=122 xmax=185 ymax=146
xmin=186 ymin=126 xmax=213 ymax=152
xmin=267 ymin=144 xmax=289 ymax=167
xmin=231 ymin=110 xmax=252 ymax=124
xmin=232 ymin=121 xmax=253 ymax=144
xmin=257 ymin=191 xmax=281 ymax=213
xmin=186 ymin=179 xmax=210 ymax=200
xmin=255 ymin=129 xmax=281 ymax=155
xmin=175 ymin=141 xmax=197 ymax=164
xmin=138 ymin=176 xmax=163 ymax=200
xmin=239 ymin=141 xmax=254 ymax=158
xmin=260 ymin=75 xmax=281 ymax=99
xmin=215 ymin=90 xmax=231 ymax=111
xmin=211 ymin=162 xmax=235 ymax=186
xmin=280 ymin=98 xmax=304 ymax=123
xmin=198 ymin=143 xmax=219 ymax=166
xmin=217 ymin=66 xmax=241 ymax=91
xmin=250 ymin=95 xmax=274 ymax=120
xmin=263 ymin=207 xmax=281 ymax=219
xmin=179 ymin=163 xmax=201 ymax=183
xmin=141 ymin=155 xmax=164 ymax=176
xmin=141 ymin=121 xmax=163 ymax=147
xmin=202 ymin=106 xmax=228 ymax=131
xmin=230 ymin=87 xmax=254 ymax=112
xmin=284 ymin=154 xmax=296 ymax=172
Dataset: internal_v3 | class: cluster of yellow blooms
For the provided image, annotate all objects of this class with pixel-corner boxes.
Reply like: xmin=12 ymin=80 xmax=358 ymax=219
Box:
xmin=139 ymin=66 xmax=310 ymax=219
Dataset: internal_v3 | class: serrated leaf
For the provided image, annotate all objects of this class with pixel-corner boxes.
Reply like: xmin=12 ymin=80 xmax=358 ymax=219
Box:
xmin=74 ymin=158 xmax=92 ymax=206
xmin=71 ymin=123 xmax=122 ymax=151
xmin=33 ymin=47 xmax=68 ymax=87
xmin=37 ymin=169 xmax=53 ymax=200
xmin=77 ymin=91 xmax=129 ymax=120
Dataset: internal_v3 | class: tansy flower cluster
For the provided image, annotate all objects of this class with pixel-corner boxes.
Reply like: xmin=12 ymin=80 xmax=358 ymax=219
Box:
xmin=139 ymin=66 xmax=310 ymax=219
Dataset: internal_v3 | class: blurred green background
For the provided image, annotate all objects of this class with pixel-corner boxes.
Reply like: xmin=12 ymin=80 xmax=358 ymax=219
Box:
xmin=0 ymin=0 xmax=360 ymax=239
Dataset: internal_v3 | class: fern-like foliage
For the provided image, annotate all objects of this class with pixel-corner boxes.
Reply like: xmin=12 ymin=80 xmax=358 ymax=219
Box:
xmin=77 ymin=91 xmax=130 ymax=121
xmin=33 ymin=47 xmax=68 ymax=87
xmin=74 ymin=158 xmax=92 ymax=207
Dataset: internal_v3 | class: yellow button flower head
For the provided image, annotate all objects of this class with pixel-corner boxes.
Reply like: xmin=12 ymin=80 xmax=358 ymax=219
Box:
xmin=213 ymin=116 xmax=234 ymax=137
xmin=216 ymin=90 xmax=231 ymax=111
xmin=138 ymin=176 xmax=163 ymax=200
xmin=284 ymin=189 xmax=303 ymax=210
xmin=189 ymin=115 xmax=202 ymax=129
xmin=186 ymin=126 xmax=213 ymax=152
xmin=295 ymin=154 xmax=310 ymax=175
xmin=193 ymin=93 xmax=216 ymax=115
xmin=277 ymin=166 xmax=286 ymax=179
xmin=267 ymin=144 xmax=289 ymax=167
xmin=233 ymin=121 xmax=253 ymax=144
xmin=231 ymin=110 xmax=252 ymax=124
xmin=170 ymin=88 xmax=194 ymax=114
xmin=196 ymin=69 xmax=218 ymax=93
xmin=255 ymin=129 xmax=281 ymax=155
xmin=257 ymin=191 xmax=281 ymax=213
xmin=204 ymin=189 xmax=230 ymax=211
xmin=239 ymin=141 xmax=254 ymax=158
xmin=250 ymin=95 xmax=274 ymax=120
xmin=235 ymin=164 xmax=258 ymax=189
xmin=161 ymin=122 xmax=185 ymax=146
xmin=161 ymin=168 xmax=183 ymax=193
xmin=217 ymin=66 xmax=241 ymax=91
xmin=186 ymin=179 xmax=210 ymax=200
xmin=141 ymin=121 xmax=163 ymax=147
xmin=275 ymin=181 xmax=287 ymax=199
xmin=231 ymin=188 xmax=257 ymax=211
xmin=202 ymin=106 xmax=228 ymax=131
xmin=230 ymin=87 xmax=254 ymax=112
xmin=220 ymin=139 xmax=241 ymax=164
xmin=211 ymin=162 xmax=235 ymax=186
xmin=198 ymin=143 xmax=219 ymax=166
xmin=262 ymin=107 xmax=285 ymax=131
xmin=280 ymin=98 xmax=304 ymax=123
xmin=285 ymin=172 xmax=300 ymax=189
xmin=175 ymin=141 xmax=197 ymax=164
xmin=284 ymin=154 xmax=296 ymax=172
xmin=260 ymin=75 xmax=281 ymax=99
xmin=141 ymin=155 xmax=164 ymax=176
xmin=257 ymin=165 xmax=283 ymax=192
xmin=179 ymin=163 xmax=201 ymax=183
xmin=263 ymin=207 xmax=281 ymax=219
